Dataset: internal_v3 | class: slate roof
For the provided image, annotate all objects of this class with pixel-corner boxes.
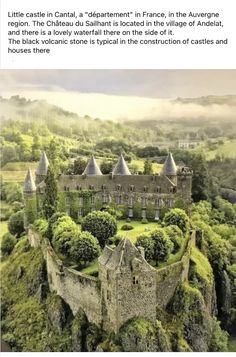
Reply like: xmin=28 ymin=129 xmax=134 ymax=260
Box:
xmin=161 ymin=153 xmax=177 ymax=176
xmin=36 ymin=151 xmax=49 ymax=176
xmin=98 ymin=238 xmax=153 ymax=272
xmin=82 ymin=155 xmax=103 ymax=175
xmin=112 ymin=155 xmax=131 ymax=175
xmin=24 ymin=169 xmax=36 ymax=193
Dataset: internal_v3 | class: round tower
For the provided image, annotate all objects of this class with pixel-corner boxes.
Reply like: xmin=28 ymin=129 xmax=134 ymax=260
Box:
xmin=23 ymin=169 xmax=37 ymax=229
xmin=35 ymin=151 xmax=49 ymax=184
xmin=160 ymin=152 xmax=177 ymax=185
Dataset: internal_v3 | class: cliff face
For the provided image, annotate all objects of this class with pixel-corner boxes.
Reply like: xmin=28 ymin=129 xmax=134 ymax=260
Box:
xmin=1 ymin=233 xmax=229 ymax=352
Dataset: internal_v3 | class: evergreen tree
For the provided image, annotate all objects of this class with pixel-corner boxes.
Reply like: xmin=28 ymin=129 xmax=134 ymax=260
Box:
xmin=42 ymin=165 xmax=58 ymax=219
xmin=143 ymin=159 xmax=153 ymax=175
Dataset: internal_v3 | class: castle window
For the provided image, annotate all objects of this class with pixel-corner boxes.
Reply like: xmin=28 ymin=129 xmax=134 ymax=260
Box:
xmin=76 ymin=185 xmax=82 ymax=191
xmin=102 ymin=194 xmax=109 ymax=204
xmin=157 ymin=186 xmax=161 ymax=193
xmin=133 ymin=276 xmax=139 ymax=285
xmin=64 ymin=186 xmax=67 ymax=191
xmin=89 ymin=184 xmax=94 ymax=190
xmin=78 ymin=196 xmax=83 ymax=205
xmin=129 ymin=185 xmax=135 ymax=192
xmin=91 ymin=196 xmax=95 ymax=204
xmin=65 ymin=197 xmax=71 ymax=205
xmin=116 ymin=195 xmax=122 ymax=204
xmin=128 ymin=196 xmax=133 ymax=206
xmin=141 ymin=197 xmax=147 ymax=207
xmin=78 ymin=208 xmax=83 ymax=217
xmin=101 ymin=184 xmax=106 ymax=190
xmin=116 ymin=184 xmax=122 ymax=191
xmin=143 ymin=186 xmax=148 ymax=192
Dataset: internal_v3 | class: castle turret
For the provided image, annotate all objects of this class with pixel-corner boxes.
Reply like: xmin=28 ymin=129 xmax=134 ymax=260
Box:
xmin=82 ymin=155 xmax=103 ymax=175
xmin=161 ymin=152 xmax=177 ymax=184
xmin=112 ymin=154 xmax=131 ymax=175
xmin=35 ymin=151 xmax=49 ymax=184
xmin=23 ymin=169 xmax=37 ymax=229
xmin=24 ymin=168 xmax=36 ymax=194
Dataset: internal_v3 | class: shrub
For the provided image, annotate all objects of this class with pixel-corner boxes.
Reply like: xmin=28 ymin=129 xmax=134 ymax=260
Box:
xmin=1 ymin=233 xmax=16 ymax=256
xmin=120 ymin=224 xmax=133 ymax=231
xmin=163 ymin=208 xmax=190 ymax=233
xmin=69 ymin=232 xmax=101 ymax=266
xmin=150 ymin=228 xmax=173 ymax=264
xmin=8 ymin=210 xmax=25 ymax=237
xmin=141 ymin=218 xmax=148 ymax=224
xmin=34 ymin=219 xmax=48 ymax=237
xmin=126 ymin=218 xmax=131 ymax=223
xmin=136 ymin=234 xmax=154 ymax=262
xmin=111 ymin=234 xmax=123 ymax=246
xmin=46 ymin=212 xmax=66 ymax=241
xmin=164 ymin=225 xmax=184 ymax=253
xmin=81 ymin=211 xmax=117 ymax=248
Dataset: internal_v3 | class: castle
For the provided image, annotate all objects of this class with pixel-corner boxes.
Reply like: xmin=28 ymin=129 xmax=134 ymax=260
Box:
xmin=23 ymin=152 xmax=192 ymax=225
xmin=23 ymin=152 xmax=195 ymax=333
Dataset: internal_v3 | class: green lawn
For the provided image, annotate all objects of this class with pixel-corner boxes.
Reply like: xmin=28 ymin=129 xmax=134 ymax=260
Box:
xmin=80 ymin=261 xmax=98 ymax=276
xmin=117 ymin=220 xmax=159 ymax=243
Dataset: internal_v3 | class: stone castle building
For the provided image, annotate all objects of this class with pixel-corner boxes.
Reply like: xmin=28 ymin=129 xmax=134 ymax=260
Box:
xmin=23 ymin=152 xmax=193 ymax=223
xmin=24 ymin=152 xmax=196 ymax=333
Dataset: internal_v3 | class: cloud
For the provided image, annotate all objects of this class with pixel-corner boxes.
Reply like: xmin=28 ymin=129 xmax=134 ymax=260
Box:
xmin=0 ymin=89 xmax=235 ymax=122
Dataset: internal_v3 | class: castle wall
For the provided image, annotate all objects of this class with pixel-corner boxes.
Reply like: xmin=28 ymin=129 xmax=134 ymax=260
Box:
xmin=28 ymin=229 xmax=102 ymax=326
xmin=155 ymin=231 xmax=196 ymax=308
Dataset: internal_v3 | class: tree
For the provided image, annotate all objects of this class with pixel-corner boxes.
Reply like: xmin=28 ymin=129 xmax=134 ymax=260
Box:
xmin=164 ymin=225 xmax=184 ymax=253
xmin=42 ymin=165 xmax=58 ymax=219
xmin=8 ymin=210 xmax=25 ymax=237
xmin=52 ymin=217 xmax=78 ymax=257
xmin=46 ymin=212 xmax=67 ymax=241
xmin=1 ymin=233 xmax=16 ymax=256
xmin=136 ymin=234 xmax=154 ymax=262
xmin=100 ymin=160 xmax=114 ymax=174
xmin=163 ymin=208 xmax=190 ymax=234
xmin=73 ymin=157 xmax=87 ymax=174
xmin=143 ymin=159 xmax=153 ymax=175
xmin=150 ymin=229 xmax=173 ymax=264
xmin=81 ymin=211 xmax=117 ymax=248
xmin=69 ymin=232 xmax=101 ymax=266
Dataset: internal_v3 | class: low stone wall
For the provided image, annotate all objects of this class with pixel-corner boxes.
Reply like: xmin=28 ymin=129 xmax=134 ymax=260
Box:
xmin=155 ymin=231 xmax=196 ymax=308
xmin=28 ymin=228 xmax=102 ymax=326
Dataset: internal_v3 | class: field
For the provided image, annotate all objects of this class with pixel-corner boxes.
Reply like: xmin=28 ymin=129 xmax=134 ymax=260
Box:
xmin=1 ymin=162 xmax=38 ymax=183
xmin=195 ymin=140 xmax=236 ymax=160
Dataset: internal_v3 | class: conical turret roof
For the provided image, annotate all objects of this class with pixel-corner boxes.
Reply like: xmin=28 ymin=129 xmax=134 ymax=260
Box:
xmin=161 ymin=152 xmax=177 ymax=176
xmin=112 ymin=154 xmax=131 ymax=175
xmin=24 ymin=169 xmax=36 ymax=193
xmin=82 ymin=155 xmax=102 ymax=175
xmin=36 ymin=151 xmax=49 ymax=176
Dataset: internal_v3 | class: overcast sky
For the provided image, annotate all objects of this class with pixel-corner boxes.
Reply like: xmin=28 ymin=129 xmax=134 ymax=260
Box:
xmin=0 ymin=70 xmax=235 ymax=120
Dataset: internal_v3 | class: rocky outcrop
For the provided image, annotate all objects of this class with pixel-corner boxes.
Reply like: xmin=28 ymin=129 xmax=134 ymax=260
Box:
xmin=119 ymin=318 xmax=170 ymax=352
xmin=46 ymin=293 xmax=72 ymax=334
